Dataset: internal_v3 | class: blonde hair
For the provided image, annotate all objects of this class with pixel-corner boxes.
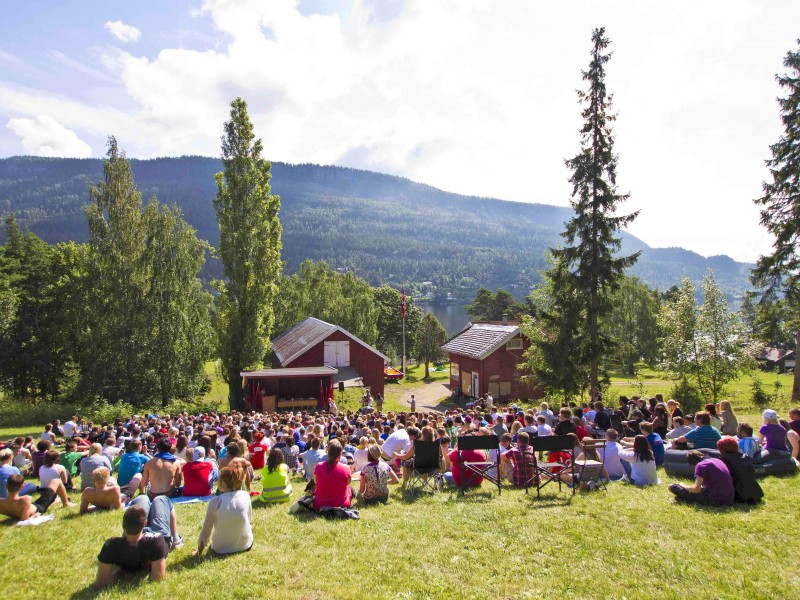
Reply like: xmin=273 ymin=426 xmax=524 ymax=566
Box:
xmin=510 ymin=421 xmax=522 ymax=435
xmin=88 ymin=443 xmax=103 ymax=457
xmin=720 ymin=400 xmax=733 ymax=412
xmin=92 ymin=467 xmax=110 ymax=488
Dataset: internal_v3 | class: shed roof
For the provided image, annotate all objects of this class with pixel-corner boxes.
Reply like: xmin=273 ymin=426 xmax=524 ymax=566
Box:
xmin=272 ymin=316 xmax=389 ymax=366
xmin=241 ymin=366 xmax=338 ymax=379
xmin=440 ymin=322 xmax=521 ymax=361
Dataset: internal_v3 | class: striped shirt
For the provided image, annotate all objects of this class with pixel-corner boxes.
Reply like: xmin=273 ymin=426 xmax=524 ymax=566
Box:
xmin=685 ymin=425 xmax=721 ymax=449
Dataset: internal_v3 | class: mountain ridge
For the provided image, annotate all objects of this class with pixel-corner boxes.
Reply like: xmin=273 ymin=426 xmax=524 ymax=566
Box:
xmin=0 ymin=155 xmax=754 ymax=300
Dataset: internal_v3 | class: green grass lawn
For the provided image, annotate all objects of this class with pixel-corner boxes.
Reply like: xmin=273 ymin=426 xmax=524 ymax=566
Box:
xmin=2 ymin=359 xmax=800 ymax=597
xmin=0 ymin=443 xmax=797 ymax=599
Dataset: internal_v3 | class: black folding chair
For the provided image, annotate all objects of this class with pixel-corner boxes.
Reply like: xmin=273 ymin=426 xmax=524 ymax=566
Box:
xmin=407 ymin=440 xmax=442 ymax=498
xmin=456 ymin=435 xmax=501 ymax=496
xmin=527 ymin=435 xmax=576 ymax=497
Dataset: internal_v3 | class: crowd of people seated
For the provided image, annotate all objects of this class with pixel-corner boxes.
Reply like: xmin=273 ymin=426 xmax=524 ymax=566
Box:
xmin=0 ymin=396 xmax=797 ymax=586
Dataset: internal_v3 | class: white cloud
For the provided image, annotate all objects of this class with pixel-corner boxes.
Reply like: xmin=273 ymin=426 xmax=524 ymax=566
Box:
xmin=6 ymin=115 xmax=93 ymax=157
xmin=1 ymin=0 xmax=799 ymax=261
xmin=104 ymin=20 xmax=142 ymax=43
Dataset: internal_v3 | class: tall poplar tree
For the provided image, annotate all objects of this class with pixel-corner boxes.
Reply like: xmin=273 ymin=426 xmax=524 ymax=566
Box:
xmin=551 ymin=27 xmax=639 ymax=394
xmin=752 ymin=39 xmax=800 ymax=401
xmin=214 ymin=98 xmax=283 ymax=409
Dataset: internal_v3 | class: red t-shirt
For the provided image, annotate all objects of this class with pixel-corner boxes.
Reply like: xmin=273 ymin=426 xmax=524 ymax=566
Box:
xmin=448 ymin=448 xmax=485 ymax=487
xmin=313 ymin=461 xmax=352 ymax=511
xmin=182 ymin=461 xmax=213 ymax=496
xmin=248 ymin=442 xmax=269 ymax=470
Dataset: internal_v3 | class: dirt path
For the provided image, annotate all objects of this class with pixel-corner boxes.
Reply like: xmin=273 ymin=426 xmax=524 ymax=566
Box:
xmin=397 ymin=380 xmax=452 ymax=413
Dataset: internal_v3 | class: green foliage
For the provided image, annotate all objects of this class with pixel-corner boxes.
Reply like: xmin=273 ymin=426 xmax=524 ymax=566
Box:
xmin=752 ymin=38 xmax=800 ymax=401
xmin=551 ymin=28 xmax=640 ymax=392
xmin=750 ymin=373 xmax=771 ymax=407
xmin=412 ymin=312 xmax=447 ymax=379
xmin=659 ymin=272 xmax=757 ymax=402
xmin=372 ymin=285 xmax=422 ymax=363
xmin=523 ymin=254 xmax=589 ymax=401
xmin=79 ymin=138 xmax=213 ymax=406
xmin=466 ymin=287 xmax=527 ymax=321
xmin=0 ymin=216 xmax=82 ymax=400
xmin=214 ymin=98 xmax=283 ymax=410
xmin=274 ymin=260 xmax=378 ymax=345
xmin=669 ymin=377 xmax=703 ymax=414
xmin=603 ymin=276 xmax=661 ymax=375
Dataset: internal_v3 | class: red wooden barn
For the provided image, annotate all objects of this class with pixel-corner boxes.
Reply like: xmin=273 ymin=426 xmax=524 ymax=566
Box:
xmin=441 ymin=321 xmax=542 ymax=401
xmin=271 ymin=317 xmax=389 ymax=397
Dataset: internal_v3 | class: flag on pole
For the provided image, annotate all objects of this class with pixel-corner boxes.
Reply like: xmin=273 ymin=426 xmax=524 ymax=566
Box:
xmin=401 ymin=287 xmax=406 ymax=319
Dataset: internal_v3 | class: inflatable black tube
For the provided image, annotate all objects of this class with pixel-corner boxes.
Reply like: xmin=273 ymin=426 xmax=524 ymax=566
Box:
xmin=664 ymin=448 xmax=797 ymax=478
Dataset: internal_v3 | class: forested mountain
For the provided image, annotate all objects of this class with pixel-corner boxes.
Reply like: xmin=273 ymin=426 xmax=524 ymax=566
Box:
xmin=0 ymin=156 xmax=753 ymax=300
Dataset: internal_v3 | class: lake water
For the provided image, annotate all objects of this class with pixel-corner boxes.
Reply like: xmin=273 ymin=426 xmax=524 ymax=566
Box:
xmin=421 ymin=303 xmax=470 ymax=337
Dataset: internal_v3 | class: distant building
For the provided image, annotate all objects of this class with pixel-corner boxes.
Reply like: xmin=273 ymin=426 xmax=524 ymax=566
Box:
xmin=272 ymin=316 xmax=388 ymax=397
xmin=441 ymin=320 xmax=543 ymax=401
xmin=756 ymin=347 xmax=796 ymax=374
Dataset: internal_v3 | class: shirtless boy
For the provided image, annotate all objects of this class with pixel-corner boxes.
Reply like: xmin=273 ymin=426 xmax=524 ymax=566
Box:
xmin=80 ymin=467 xmax=123 ymax=514
xmin=0 ymin=474 xmax=75 ymax=521
xmin=140 ymin=438 xmax=183 ymax=499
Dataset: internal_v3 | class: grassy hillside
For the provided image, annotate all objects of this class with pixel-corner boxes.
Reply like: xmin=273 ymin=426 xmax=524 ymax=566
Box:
xmin=0 ymin=156 xmax=754 ymax=300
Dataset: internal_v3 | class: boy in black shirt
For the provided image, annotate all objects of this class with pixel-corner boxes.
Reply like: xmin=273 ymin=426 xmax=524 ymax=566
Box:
xmin=95 ymin=504 xmax=169 ymax=587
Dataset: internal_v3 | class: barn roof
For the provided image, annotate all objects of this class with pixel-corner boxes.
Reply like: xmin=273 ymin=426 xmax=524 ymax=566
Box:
xmin=272 ymin=316 xmax=389 ymax=366
xmin=440 ymin=322 xmax=521 ymax=361
xmin=757 ymin=347 xmax=795 ymax=362
xmin=241 ymin=366 xmax=338 ymax=379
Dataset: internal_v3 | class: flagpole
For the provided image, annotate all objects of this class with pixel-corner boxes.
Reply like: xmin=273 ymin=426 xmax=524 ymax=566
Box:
xmin=402 ymin=286 xmax=406 ymax=375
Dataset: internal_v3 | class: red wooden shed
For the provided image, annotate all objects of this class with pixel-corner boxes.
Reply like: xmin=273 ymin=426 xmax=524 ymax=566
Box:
xmin=441 ymin=321 xmax=542 ymax=402
xmin=271 ymin=317 xmax=389 ymax=397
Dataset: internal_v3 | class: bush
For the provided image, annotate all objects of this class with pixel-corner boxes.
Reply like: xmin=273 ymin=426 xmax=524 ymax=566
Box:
xmin=751 ymin=375 xmax=771 ymax=407
xmin=669 ymin=378 xmax=703 ymax=414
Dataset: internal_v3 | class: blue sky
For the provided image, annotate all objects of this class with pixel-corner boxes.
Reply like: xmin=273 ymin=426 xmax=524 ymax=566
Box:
xmin=1 ymin=0 xmax=800 ymax=263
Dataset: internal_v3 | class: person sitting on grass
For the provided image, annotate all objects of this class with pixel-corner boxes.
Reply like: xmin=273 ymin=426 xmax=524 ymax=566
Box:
xmin=31 ymin=439 xmax=51 ymax=477
xmin=117 ymin=439 xmax=149 ymax=502
xmin=500 ymin=431 xmax=536 ymax=487
xmin=673 ymin=412 xmax=721 ymax=449
xmin=80 ymin=443 xmax=113 ymax=490
xmin=0 ymin=448 xmax=39 ymax=498
xmin=717 ymin=436 xmax=763 ymax=504
xmin=719 ymin=400 xmax=738 ymax=436
xmin=196 ymin=466 xmax=253 ymax=556
xmin=11 ymin=442 xmax=32 ymax=476
xmin=260 ymin=447 xmax=292 ymax=503
xmin=359 ymin=443 xmax=399 ymax=504
xmin=636 ymin=422 xmax=665 ymax=467
xmin=95 ymin=504 xmax=171 ymax=588
xmin=80 ymin=467 xmax=123 ymax=514
xmin=314 ymin=440 xmax=353 ymax=512
xmin=140 ymin=438 xmax=183 ymax=499
xmin=219 ymin=443 xmax=252 ymax=490
xmin=596 ymin=429 xmax=625 ymax=480
xmin=59 ymin=440 xmax=87 ymax=489
xmin=758 ymin=409 xmax=789 ymax=454
xmin=445 ymin=439 xmax=485 ymax=488
xmin=737 ymin=423 xmax=760 ymax=458
xmin=786 ymin=408 xmax=800 ymax=465
xmin=182 ymin=447 xmax=216 ymax=497
xmin=0 ymin=473 xmax=74 ymax=521
xmin=668 ymin=450 xmax=734 ymax=506
xmin=666 ymin=417 xmax=691 ymax=440
xmin=705 ymin=403 xmax=723 ymax=431
xmin=394 ymin=427 xmax=422 ymax=488
xmin=553 ymin=408 xmax=576 ymax=436
xmin=39 ymin=449 xmax=70 ymax=491
xmin=618 ymin=435 xmax=659 ymax=486
xmin=40 ymin=423 xmax=58 ymax=445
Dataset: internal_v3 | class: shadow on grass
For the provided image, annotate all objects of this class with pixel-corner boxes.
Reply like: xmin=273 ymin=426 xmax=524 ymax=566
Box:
xmin=70 ymin=573 xmax=149 ymax=600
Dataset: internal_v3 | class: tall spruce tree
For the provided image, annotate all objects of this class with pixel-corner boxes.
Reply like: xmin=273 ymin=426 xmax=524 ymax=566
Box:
xmin=551 ymin=27 xmax=639 ymax=394
xmin=752 ymin=39 xmax=800 ymax=401
xmin=214 ymin=98 xmax=283 ymax=410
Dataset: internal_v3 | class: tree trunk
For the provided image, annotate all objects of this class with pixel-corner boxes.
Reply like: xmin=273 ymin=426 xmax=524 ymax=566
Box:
xmin=228 ymin=369 xmax=243 ymax=411
xmin=793 ymin=327 xmax=800 ymax=402
xmin=424 ymin=359 xmax=430 ymax=380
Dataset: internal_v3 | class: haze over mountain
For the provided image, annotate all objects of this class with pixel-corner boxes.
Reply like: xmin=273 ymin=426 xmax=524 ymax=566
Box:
xmin=0 ymin=156 xmax=753 ymax=301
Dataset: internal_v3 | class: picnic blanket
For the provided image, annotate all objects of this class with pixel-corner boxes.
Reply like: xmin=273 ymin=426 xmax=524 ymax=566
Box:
xmin=170 ymin=495 xmax=214 ymax=505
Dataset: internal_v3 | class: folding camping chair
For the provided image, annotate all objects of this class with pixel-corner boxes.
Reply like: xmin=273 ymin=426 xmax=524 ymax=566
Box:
xmin=456 ymin=435 xmax=501 ymax=496
xmin=527 ymin=435 xmax=576 ymax=497
xmin=406 ymin=440 xmax=442 ymax=498
xmin=571 ymin=440 xmax=607 ymax=492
